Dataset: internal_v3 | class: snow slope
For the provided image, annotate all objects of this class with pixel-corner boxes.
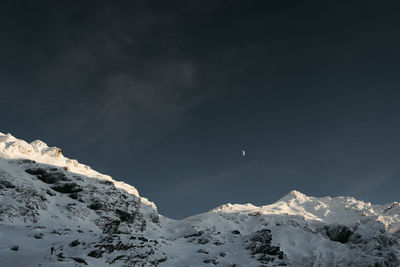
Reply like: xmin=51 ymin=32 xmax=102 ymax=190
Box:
xmin=0 ymin=132 xmax=399 ymax=266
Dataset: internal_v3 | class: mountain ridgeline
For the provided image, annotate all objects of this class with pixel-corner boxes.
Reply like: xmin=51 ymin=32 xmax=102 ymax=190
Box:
xmin=0 ymin=132 xmax=399 ymax=266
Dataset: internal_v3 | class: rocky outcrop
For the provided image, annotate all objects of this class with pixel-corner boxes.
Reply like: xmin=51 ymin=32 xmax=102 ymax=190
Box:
xmin=25 ymin=167 xmax=70 ymax=184
xmin=324 ymin=224 xmax=353 ymax=243
xmin=51 ymin=182 xmax=83 ymax=193
xmin=247 ymin=229 xmax=286 ymax=265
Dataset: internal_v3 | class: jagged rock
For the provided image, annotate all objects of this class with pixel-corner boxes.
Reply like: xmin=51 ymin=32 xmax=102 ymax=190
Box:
xmin=247 ymin=229 xmax=285 ymax=264
xmin=68 ymin=192 xmax=78 ymax=199
xmin=138 ymin=236 xmax=148 ymax=242
xmin=231 ymin=230 xmax=241 ymax=235
xmin=88 ymin=202 xmax=103 ymax=210
xmin=71 ymin=257 xmax=88 ymax=265
xmin=150 ymin=257 xmax=167 ymax=264
xmin=198 ymin=236 xmax=212 ymax=244
xmin=325 ymin=224 xmax=353 ymax=244
xmin=34 ymin=233 xmax=43 ymax=239
xmin=99 ymin=180 xmax=114 ymax=186
xmin=184 ymin=231 xmax=204 ymax=238
xmin=115 ymin=209 xmax=135 ymax=223
xmin=197 ymin=248 xmax=209 ymax=254
xmin=10 ymin=245 xmax=19 ymax=251
xmin=69 ymin=239 xmax=80 ymax=247
xmin=115 ymin=242 xmax=136 ymax=251
xmin=25 ymin=168 xmax=70 ymax=184
xmin=88 ymin=250 xmax=103 ymax=258
xmin=203 ymin=258 xmax=219 ymax=265
xmin=248 ymin=211 xmax=262 ymax=216
xmin=108 ymin=255 xmax=125 ymax=264
xmin=57 ymin=253 xmax=65 ymax=259
xmin=51 ymin=183 xmax=82 ymax=194
xmin=45 ymin=189 xmax=56 ymax=196
xmin=0 ymin=180 xmax=15 ymax=189
xmin=16 ymin=159 xmax=36 ymax=164
xmin=102 ymin=220 xmax=121 ymax=234
xmin=101 ymin=244 xmax=115 ymax=253
xmin=150 ymin=213 xmax=160 ymax=224
xmin=214 ymin=241 xmax=224 ymax=246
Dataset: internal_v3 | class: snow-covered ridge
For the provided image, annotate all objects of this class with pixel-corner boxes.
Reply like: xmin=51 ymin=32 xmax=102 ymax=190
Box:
xmin=1 ymin=132 xmax=400 ymax=266
xmin=212 ymin=189 xmax=400 ymax=231
xmin=0 ymin=132 xmax=155 ymax=209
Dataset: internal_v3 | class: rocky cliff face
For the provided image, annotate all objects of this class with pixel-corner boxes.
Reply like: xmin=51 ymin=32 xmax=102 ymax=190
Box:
xmin=0 ymin=132 xmax=399 ymax=266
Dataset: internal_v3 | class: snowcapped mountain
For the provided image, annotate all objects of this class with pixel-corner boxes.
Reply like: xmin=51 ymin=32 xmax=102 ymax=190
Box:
xmin=0 ymin=132 xmax=399 ymax=267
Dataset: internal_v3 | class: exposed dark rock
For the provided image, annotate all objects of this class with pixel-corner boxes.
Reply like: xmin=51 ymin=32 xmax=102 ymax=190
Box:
xmin=138 ymin=237 xmax=148 ymax=242
xmin=69 ymin=239 xmax=81 ymax=247
xmin=108 ymin=255 xmax=125 ymax=264
xmin=34 ymin=233 xmax=43 ymax=239
xmin=219 ymin=252 xmax=226 ymax=257
xmin=184 ymin=231 xmax=204 ymax=238
xmin=16 ymin=159 xmax=36 ymax=164
xmin=88 ymin=250 xmax=103 ymax=258
xmin=248 ymin=211 xmax=262 ymax=216
xmin=231 ymin=230 xmax=241 ymax=235
xmin=46 ymin=189 xmax=56 ymax=196
xmin=57 ymin=253 xmax=65 ymax=259
xmin=247 ymin=229 xmax=285 ymax=264
xmin=10 ymin=245 xmax=19 ymax=251
xmin=203 ymin=258 xmax=219 ymax=265
xmin=71 ymin=257 xmax=88 ymax=265
xmin=214 ymin=241 xmax=224 ymax=246
xmin=88 ymin=202 xmax=103 ymax=210
xmin=116 ymin=242 xmax=137 ymax=251
xmin=325 ymin=224 xmax=353 ymax=244
xmin=0 ymin=180 xmax=15 ymax=189
xmin=150 ymin=257 xmax=168 ymax=264
xmin=383 ymin=251 xmax=400 ymax=267
xmin=69 ymin=193 xmax=79 ymax=199
xmin=25 ymin=168 xmax=70 ymax=184
xmin=198 ymin=249 xmax=209 ymax=254
xmin=102 ymin=244 xmax=115 ymax=253
xmin=115 ymin=209 xmax=135 ymax=223
xmin=51 ymin=230 xmax=62 ymax=235
xmin=257 ymin=254 xmax=274 ymax=263
xmin=129 ymin=253 xmax=147 ymax=260
xmin=99 ymin=180 xmax=114 ymax=186
xmin=51 ymin=183 xmax=82 ymax=194
xmin=150 ymin=213 xmax=160 ymax=224
xmin=73 ymin=175 xmax=84 ymax=181
xmin=198 ymin=236 xmax=211 ymax=244
xmin=102 ymin=220 xmax=121 ymax=234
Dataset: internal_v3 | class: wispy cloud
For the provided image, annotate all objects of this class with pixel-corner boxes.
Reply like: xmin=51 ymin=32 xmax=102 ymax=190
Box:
xmin=11 ymin=3 xmax=225 ymax=147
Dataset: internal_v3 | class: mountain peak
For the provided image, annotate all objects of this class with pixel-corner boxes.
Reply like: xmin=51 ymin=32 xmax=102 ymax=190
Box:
xmin=1 ymin=132 xmax=400 ymax=266
xmin=0 ymin=132 xmax=156 ymax=209
xmin=277 ymin=190 xmax=309 ymax=203
xmin=0 ymin=132 xmax=63 ymax=162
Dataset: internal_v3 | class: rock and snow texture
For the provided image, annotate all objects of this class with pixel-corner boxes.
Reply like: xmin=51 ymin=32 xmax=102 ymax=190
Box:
xmin=0 ymin=132 xmax=399 ymax=267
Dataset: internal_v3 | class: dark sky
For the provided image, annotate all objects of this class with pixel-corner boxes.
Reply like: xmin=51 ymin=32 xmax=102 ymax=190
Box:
xmin=2 ymin=1 xmax=400 ymax=218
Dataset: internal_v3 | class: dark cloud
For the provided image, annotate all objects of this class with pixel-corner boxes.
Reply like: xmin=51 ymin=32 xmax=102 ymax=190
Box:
xmin=0 ymin=2 xmax=226 ymax=147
